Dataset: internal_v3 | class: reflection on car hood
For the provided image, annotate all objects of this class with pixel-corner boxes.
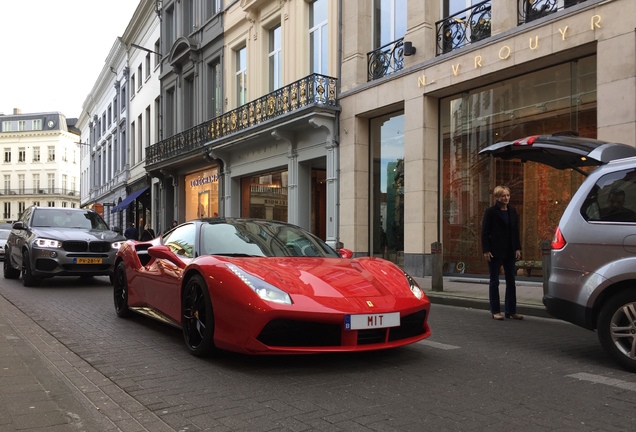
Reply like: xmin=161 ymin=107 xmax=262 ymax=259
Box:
xmin=31 ymin=228 xmax=125 ymax=242
xmin=222 ymin=256 xmax=414 ymax=299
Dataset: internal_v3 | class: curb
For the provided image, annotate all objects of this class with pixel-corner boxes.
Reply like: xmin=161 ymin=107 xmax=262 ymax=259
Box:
xmin=425 ymin=291 xmax=551 ymax=319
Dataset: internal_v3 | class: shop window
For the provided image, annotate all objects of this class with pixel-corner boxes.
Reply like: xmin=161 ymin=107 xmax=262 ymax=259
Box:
xmin=440 ymin=56 xmax=597 ymax=276
xmin=241 ymin=171 xmax=288 ymax=222
xmin=370 ymin=112 xmax=404 ymax=267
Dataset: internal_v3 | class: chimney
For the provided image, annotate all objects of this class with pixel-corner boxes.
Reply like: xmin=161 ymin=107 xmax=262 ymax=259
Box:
xmin=13 ymin=108 xmax=22 ymax=115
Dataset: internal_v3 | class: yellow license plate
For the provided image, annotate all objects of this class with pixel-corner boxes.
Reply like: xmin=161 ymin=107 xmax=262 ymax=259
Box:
xmin=75 ymin=258 xmax=103 ymax=264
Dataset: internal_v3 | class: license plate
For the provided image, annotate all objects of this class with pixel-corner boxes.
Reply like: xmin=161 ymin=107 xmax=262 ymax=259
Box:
xmin=74 ymin=258 xmax=103 ymax=264
xmin=345 ymin=312 xmax=400 ymax=330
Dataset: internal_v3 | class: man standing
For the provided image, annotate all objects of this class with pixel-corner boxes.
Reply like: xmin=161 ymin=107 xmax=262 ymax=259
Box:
xmin=124 ymin=222 xmax=139 ymax=240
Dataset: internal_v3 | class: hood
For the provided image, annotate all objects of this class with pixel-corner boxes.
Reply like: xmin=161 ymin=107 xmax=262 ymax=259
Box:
xmin=220 ymin=256 xmax=415 ymax=299
xmin=32 ymin=228 xmax=125 ymax=242
xmin=478 ymin=134 xmax=636 ymax=175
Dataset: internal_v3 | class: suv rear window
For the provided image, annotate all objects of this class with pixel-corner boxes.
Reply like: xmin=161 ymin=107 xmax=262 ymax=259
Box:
xmin=582 ymin=168 xmax=636 ymax=222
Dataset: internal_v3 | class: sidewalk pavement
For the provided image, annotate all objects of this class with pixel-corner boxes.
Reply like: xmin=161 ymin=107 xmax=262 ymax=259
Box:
xmin=0 ymin=292 xmax=172 ymax=432
xmin=0 ymin=275 xmax=549 ymax=431
xmin=414 ymin=275 xmax=551 ymax=319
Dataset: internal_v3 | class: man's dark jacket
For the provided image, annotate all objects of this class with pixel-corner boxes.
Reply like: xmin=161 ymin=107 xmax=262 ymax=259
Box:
xmin=481 ymin=204 xmax=521 ymax=258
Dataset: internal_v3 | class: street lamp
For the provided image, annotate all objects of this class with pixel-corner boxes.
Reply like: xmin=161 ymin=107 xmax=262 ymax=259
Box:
xmin=130 ymin=43 xmax=162 ymax=58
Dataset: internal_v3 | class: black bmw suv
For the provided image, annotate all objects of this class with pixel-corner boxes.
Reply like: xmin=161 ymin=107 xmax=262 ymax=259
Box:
xmin=3 ymin=206 xmax=126 ymax=286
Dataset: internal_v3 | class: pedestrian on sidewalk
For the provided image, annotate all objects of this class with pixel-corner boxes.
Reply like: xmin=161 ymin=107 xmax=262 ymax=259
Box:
xmin=481 ymin=185 xmax=523 ymax=321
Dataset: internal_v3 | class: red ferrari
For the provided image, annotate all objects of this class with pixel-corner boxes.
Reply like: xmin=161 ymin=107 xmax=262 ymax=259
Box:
xmin=113 ymin=218 xmax=431 ymax=356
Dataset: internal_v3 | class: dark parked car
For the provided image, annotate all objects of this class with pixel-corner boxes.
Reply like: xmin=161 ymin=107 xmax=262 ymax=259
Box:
xmin=480 ymin=133 xmax=636 ymax=371
xmin=3 ymin=206 xmax=126 ymax=286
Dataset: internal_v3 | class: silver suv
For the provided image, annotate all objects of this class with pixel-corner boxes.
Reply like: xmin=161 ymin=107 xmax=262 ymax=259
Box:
xmin=480 ymin=133 xmax=636 ymax=371
xmin=4 ymin=206 xmax=125 ymax=286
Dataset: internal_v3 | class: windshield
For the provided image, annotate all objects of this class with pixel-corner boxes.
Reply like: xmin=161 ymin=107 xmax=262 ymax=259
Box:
xmin=200 ymin=220 xmax=339 ymax=258
xmin=0 ymin=230 xmax=9 ymax=239
xmin=32 ymin=209 xmax=110 ymax=230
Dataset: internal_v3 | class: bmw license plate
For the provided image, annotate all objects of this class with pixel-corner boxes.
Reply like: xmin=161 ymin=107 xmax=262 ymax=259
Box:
xmin=74 ymin=258 xmax=103 ymax=264
xmin=345 ymin=312 xmax=400 ymax=330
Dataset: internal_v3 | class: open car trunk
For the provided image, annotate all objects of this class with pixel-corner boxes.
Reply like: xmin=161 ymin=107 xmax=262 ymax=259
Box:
xmin=478 ymin=133 xmax=636 ymax=175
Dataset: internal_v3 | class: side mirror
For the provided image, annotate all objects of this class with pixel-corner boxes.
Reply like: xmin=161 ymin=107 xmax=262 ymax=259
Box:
xmin=338 ymin=248 xmax=353 ymax=259
xmin=147 ymin=245 xmax=187 ymax=269
xmin=12 ymin=221 xmax=25 ymax=230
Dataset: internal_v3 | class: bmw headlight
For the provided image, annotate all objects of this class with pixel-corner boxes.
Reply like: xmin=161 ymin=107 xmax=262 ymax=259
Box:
xmin=226 ymin=263 xmax=292 ymax=305
xmin=34 ymin=238 xmax=62 ymax=248
xmin=112 ymin=241 xmax=125 ymax=250
xmin=404 ymin=272 xmax=424 ymax=300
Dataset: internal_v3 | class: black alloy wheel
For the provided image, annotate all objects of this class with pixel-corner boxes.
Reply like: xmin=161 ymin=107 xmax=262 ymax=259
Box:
xmin=3 ymin=253 xmax=19 ymax=279
xmin=182 ymin=274 xmax=215 ymax=357
xmin=598 ymin=289 xmax=636 ymax=372
xmin=21 ymin=250 xmax=39 ymax=287
xmin=113 ymin=262 xmax=131 ymax=318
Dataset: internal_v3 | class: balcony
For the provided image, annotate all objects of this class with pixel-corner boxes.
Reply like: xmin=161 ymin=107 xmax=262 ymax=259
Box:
xmin=519 ymin=0 xmax=589 ymax=24
xmin=146 ymin=73 xmax=338 ymax=168
xmin=436 ymin=0 xmax=492 ymax=55
xmin=367 ymin=38 xmax=405 ymax=82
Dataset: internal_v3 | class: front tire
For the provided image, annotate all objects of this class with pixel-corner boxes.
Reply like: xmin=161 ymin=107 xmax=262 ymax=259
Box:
xmin=4 ymin=251 xmax=20 ymax=279
xmin=113 ymin=262 xmax=131 ymax=318
xmin=598 ymin=289 xmax=636 ymax=372
xmin=182 ymin=275 xmax=215 ymax=357
xmin=21 ymin=250 xmax=39 ymax=287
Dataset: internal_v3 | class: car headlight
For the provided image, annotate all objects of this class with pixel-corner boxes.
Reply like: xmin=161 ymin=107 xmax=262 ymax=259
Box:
xmin=404 ymin=272 xmax=424 ymax=300
xmin=112 ymin=241 xmax=125 ymax=250
xmin=34 ymin=238 xmax=62 ymax=248
xmin=226 ymin=263 xmax=292 ymax=305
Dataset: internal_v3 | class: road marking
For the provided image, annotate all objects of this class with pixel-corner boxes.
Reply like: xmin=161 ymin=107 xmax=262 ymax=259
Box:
xmin=418 ymin=340 xmax=460 ymax=350
xmin=567 ymin=372 xmax=636 ymax=391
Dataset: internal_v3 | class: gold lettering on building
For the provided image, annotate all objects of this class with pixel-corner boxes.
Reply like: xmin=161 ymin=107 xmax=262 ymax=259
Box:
xmin=498 ymin=45 xmax=511 ymax=60
xmin=529 ymin=36 xmax=539 ymax=50
xmin=413 ymin=13 xmax=604 ymax=89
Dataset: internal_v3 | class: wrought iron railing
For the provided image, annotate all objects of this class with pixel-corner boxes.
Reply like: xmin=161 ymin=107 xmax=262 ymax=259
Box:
xmin=518 ymin=0 xmax=588 ymax=24
xmin=436 ymin=0 xmax=492 ymax=55
xmin=146 ymin=73 xmax=338 ymax=166
xmin=367 ymin=38 xmax=405 ymax=81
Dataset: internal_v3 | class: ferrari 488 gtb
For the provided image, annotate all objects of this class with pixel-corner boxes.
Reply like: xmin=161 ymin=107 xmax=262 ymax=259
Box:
xmin=113 ymin=218 xmax=431 ymax=356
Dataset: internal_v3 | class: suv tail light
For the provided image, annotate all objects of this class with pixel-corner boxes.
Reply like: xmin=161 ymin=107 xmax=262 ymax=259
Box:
xmin=551 ymin=226 xmax=566 ymax=250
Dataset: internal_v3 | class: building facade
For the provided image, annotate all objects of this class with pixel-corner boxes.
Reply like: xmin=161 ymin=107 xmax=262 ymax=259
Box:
xmin=78 ymin=0 xmax=160 ymax=236
xmin=339 ymin=0 xmax=635 ymax=277
xmin=147 ymin=0 xmax=340 ymax=246
xmin=0 ymin=109 xmax=81 ymax=222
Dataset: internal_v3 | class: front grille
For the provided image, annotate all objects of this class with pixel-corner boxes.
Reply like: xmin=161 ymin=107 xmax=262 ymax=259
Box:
xmin=257 ymin=319 xmax=341 ymax=347
xmin=388 ymin=310 xmax=427 ymax=341
xmin=357 ymin=328 xmax=387 ymax=345
xmin=63 ymin=241 xmax=112 ymax=253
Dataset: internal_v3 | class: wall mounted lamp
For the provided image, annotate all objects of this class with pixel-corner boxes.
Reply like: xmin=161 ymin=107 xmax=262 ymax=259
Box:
xmin=403 ymin=41 xmax=416 ymax=56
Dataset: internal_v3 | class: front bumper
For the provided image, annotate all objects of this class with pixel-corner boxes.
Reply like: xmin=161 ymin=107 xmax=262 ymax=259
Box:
xmin=30 ymin=247 xmax=116 ymax=277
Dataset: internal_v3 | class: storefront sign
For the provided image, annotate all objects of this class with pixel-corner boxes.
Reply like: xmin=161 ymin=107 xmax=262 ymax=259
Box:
xmin=418 ymin=14 xmax=603 ymax=87
xmin=190 ymin=174 xmax=219 ymax=188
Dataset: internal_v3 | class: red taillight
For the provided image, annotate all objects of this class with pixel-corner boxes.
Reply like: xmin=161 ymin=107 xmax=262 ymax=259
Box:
xmin=551 ymin=226 xmax=566 ymax=250
xmin=513 ymin=135 xmax=538 ymax=146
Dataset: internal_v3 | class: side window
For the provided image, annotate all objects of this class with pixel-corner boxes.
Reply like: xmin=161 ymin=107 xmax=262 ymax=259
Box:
xmin=582 ymin=168 xmax=636 ymax=223
xmin=163 ymin=223 xmax=196 ymax=258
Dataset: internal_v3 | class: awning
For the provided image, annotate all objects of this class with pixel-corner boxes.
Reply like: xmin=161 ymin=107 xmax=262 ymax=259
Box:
xmin=111 ymin=187 xmax=149 ymax=213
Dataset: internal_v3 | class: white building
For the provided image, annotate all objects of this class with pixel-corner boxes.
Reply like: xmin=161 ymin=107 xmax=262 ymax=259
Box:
xmin=78 ymin=0 xmax=160 ymax=235
xmin=0 ymin=109 xmax=81 ymax=222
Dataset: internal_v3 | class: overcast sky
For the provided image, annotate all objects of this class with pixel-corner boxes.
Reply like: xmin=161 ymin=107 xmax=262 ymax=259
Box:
xmin=0 ymin=0 xmax=142 ymax=119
